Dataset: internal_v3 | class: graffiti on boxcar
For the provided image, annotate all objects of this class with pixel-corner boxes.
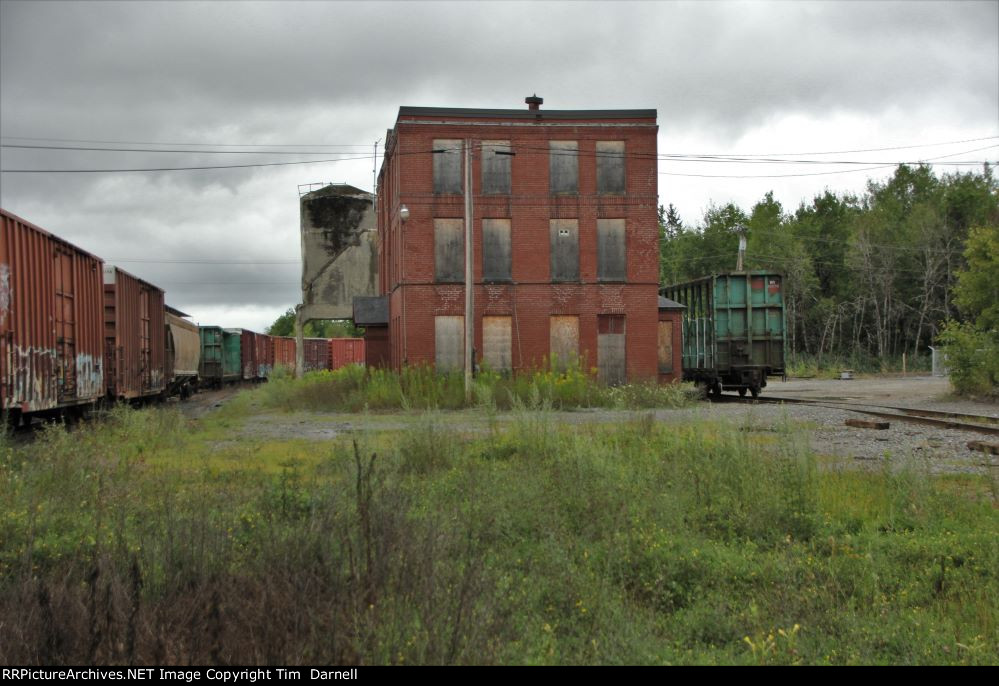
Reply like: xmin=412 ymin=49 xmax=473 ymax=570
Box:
xmin=0 ymin=263 xmax=10 ymax=327
xmin=75 ymin=352 xmax=103 ymax=399
xmin=12 ymin=345 xmax=58 ymax=412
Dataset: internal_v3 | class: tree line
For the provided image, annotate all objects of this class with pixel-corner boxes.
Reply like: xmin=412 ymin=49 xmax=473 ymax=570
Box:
xmin=660 ymin=163 xmax=998 ymax=381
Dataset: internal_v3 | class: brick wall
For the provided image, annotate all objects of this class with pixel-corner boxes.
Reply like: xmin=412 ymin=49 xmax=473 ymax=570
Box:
xmin=376 ymin=106 xmax=661 ymax=382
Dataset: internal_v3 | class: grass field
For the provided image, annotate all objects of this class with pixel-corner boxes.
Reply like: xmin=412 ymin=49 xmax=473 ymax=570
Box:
xmin=1 ymin=374 xmax=996 ymax=665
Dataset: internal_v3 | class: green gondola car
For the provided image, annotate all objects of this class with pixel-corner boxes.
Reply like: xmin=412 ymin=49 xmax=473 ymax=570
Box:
xmin=198 ymin=326 xmax=242 ymax=388
xmin=660 ymin=272 xmax=786 ymax=397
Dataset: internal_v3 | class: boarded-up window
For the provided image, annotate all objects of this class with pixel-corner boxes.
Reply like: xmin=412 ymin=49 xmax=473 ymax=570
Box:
xmin=483 ymin=316 xmax=512 ymax=372
xmin=433 ymin=139 xmax=462 ymax=194
xmin=549 ymin=315 xmax=579 ymax=371
xmin=482 ymin=219 xmax=511 ymax=281
xmin=597 ymin=218 xmax=626 ymax=281
xmin=482 ymin=140 xmax=512 ymax=195
xmin=550 ymin=219 xmax=579 ymax=282
xmin=598 ymin=315 xmax=626 ymax=386
xmin=435 ymin=218 xmax=464 ymax=282
xmin=596 ymin=141 xmax=625 ymax=194
xmin=435 ymin=315 xmax=464 ymax=372
xmin=658 ymin=320 xmax=674 ymax=373
xmin=550 ymin=141 xmax=578 ymax=194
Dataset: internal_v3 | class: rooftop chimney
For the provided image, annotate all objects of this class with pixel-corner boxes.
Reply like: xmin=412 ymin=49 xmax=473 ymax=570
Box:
xmin=525 ymin=94 xmax=543 ymax=111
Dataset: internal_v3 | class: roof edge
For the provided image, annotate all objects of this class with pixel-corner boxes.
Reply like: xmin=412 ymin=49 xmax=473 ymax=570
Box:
xmin=398 ymin=106 xmax=657 ymax=121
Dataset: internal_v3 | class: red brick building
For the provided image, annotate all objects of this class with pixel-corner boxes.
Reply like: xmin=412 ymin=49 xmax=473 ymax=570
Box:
xmin=375 ymin=98 xmax=661 ymax=382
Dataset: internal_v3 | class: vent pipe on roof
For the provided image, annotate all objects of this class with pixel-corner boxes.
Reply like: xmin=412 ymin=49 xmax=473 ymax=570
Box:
xmin=525 ymin=94 xmax=543 ymax=110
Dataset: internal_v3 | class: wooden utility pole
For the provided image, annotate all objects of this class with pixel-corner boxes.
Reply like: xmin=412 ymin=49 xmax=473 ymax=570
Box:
xmin=464 ymin=139 xmax=474 ymax=400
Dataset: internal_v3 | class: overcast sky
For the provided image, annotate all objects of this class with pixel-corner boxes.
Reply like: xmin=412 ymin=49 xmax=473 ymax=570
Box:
xmin=2 ymin=0 xmax=996 ymax=332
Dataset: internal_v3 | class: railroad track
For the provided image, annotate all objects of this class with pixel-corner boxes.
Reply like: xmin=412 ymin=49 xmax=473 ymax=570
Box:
xmin=709 ymin=393 xmax=999 ymax=437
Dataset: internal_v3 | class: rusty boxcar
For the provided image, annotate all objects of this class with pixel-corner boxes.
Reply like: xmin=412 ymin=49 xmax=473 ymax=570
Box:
xmin=330 ymin=337 xmax=365 ymax=370
xmin=271 ymin=336 xmax=296 ymax=371
xmin=240 ymin=329 xmax=273 ymax=381
xmin=1 ymin=209 xmax=105 ymax=423
xmin=165 ymin=307 xmax=200 ymax=398
xmin=103 ymin=265 xmax=166 ymax=400
xmin=302 ymin=337 xmax=331 ymax=372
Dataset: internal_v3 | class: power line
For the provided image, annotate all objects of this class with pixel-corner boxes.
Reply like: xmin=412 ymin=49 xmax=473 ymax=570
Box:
xmin=0 ymin=135 xmax=372 ymax=148
xmin=0 ymin=144 xmax=378 ymax=155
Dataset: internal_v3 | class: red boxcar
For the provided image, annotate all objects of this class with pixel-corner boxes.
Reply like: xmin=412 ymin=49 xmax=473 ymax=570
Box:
xmin=302 ymin=337 xmax=330 ymax=372
xmin=240 ymin=330 xmax=274 ymax=380
xmin=330 ymin=338 xmax=365 ymax=370
xmin=257 ymin=333 xmax=273 ymax=378
xmin=103 ymin=265 xmax=166 ymax=400
xmin=1 ymin=209 xmax=105 ymax=421
xmin=272 ymin=336 xmax=296 ymax=371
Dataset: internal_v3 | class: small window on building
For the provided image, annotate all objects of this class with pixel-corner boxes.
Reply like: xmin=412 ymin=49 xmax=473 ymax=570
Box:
xmin=550 ymin=219 xmax=579 ymax=282
xmin=596 ymin=141 xmax=625 ymax=194
xmin=434 ymin=218 xmax=464 ymax=283
xmin=597 ymin=218 xmax=626 ymax=281
xmin=483 ymin=316 xmax=512 ymax=372
xmin=433 ymin=139 xmax=462 ymax=194
xmin=549 ymin=315 xmax=579 ymax=372
xmin=435 ymin=315 xmax=464 ymax=372
xmin=598 ymin=314 xmax=626 ymax=386
xmin=549 ymin=141 xmax=578 ymax=194
xmin=482 ymin=219 xmax=511 ymax=282
xmin=482 ymin=140 xmax=512 ymax=195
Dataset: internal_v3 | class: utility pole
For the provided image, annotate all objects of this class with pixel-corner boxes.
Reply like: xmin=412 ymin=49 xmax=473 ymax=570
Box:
xmin=735 ymin=224 xmax=747 ymax=271
xmin=464 ymin=138 xmax=474 ymax=400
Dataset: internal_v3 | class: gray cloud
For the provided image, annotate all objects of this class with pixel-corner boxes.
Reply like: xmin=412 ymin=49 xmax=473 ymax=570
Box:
xmin=2 ymin=0 xmax=996 ymax=330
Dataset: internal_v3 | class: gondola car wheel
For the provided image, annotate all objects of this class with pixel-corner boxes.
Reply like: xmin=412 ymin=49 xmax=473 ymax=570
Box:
xmin=738 ymin=387 xmax=747 ymax=397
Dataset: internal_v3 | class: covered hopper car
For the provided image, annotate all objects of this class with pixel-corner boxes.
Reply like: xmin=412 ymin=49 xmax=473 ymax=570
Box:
xmin=660 ymin=271 xmax=786 ymax=397
xmin=165 ymin=308 xmax=200 ymax=398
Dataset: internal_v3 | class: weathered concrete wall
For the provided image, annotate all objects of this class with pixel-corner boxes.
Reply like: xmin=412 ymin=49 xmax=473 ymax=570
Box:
xmin=299 ymin=184 xmax=378 ymax=321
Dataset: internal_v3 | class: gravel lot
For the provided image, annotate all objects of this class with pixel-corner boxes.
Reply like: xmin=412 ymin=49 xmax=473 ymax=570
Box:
xmin=187 ymin=375 xmax=998 ymax=477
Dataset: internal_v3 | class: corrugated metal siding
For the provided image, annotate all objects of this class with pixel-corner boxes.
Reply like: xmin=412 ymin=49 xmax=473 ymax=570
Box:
xmin=302 ymin=338 xmax=330 ymax=372
xmin=240 ymin=330 xmax=258 ymax=380
xmin=1 ymin=209 xmax=105 ymax=414
xmin=199 ymin=326 xmax=224 ymax=384
xmin=661 ymin=272 xmax=786 ymax=377
xmin=272 ymin=336 xmax=296 ymax=370
xmin=103 ymin=266 xmax=166 ymax=399
xmin=222 ymin=329 xmax=242 ymax=380
xmin=257 ymin=334 xmax=272 ymax=378
xmin=330 ymin=338 xmax=365 ymax=370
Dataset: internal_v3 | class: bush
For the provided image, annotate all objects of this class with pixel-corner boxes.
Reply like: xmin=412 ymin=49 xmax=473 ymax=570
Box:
xmin=938 ymin=321 xmax=999 ymax=397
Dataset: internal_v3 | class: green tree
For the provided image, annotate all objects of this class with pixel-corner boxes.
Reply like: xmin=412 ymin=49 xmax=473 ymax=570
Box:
xmin=267 ymin=308 xmax=363 ymax=337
